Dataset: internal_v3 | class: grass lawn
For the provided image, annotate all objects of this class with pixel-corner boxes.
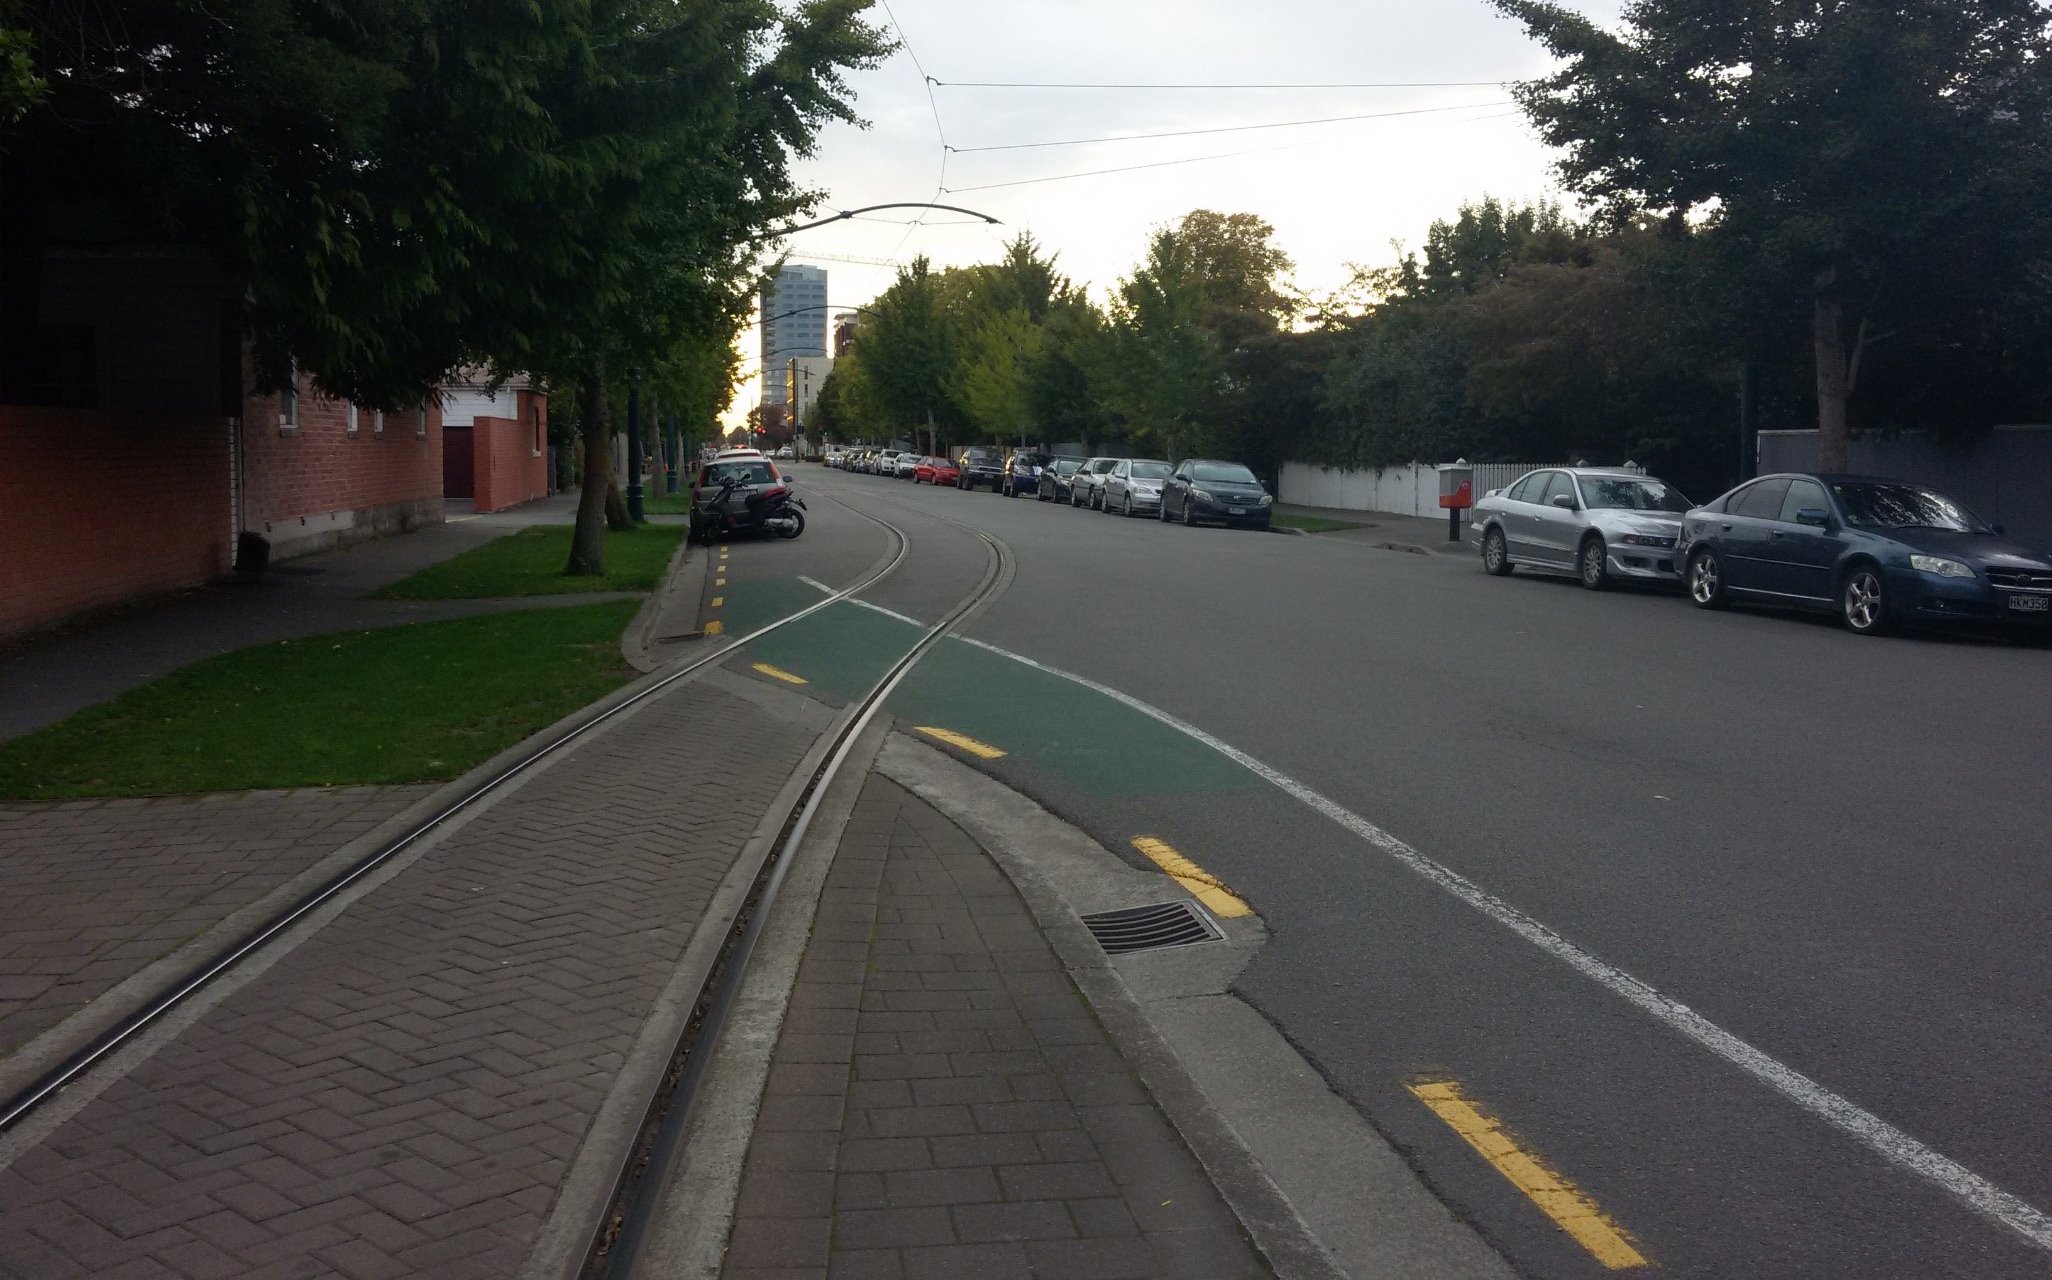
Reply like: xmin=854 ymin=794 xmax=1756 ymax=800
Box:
xmin=640 ymin=490 xmax=692 ymax=515
xmin=376 ymin=522 xmax=683 ymax=599
xmin=0 ymin=602 xmax=642 ymax=799
xmin=1273 ymin=513 xmax=1367 ymax=534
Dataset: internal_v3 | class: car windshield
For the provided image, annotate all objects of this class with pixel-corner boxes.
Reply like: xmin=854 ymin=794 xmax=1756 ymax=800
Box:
xmin=1579 ymin=477 xmax=1691 ymax=513
xmin=1831 ymin=482 xmax=1988 ymax=533
xmin=1130 ymin=462 xmax=1171 ymax=480
xmin=1192 ymin=463 xmax=1258 ymax=484
xmin=704 ymin=461 xmax=775 ymax=486
xmin=1052 ymin=459 xmax=1081 ymax=474
xmin=1016 ymin=453 xmax=1050 ymax=466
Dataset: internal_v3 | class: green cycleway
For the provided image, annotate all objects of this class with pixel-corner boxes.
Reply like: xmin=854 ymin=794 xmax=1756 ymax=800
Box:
xmin=733 ymin=595 xmax=1251 ymax=798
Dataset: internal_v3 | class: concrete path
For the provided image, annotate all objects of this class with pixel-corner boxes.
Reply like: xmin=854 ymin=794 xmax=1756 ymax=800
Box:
xmin=1274 ymin=505 xmax=1472 ymax=556
xmin=721 ymin=775 xmax=1266 ymax=1280
xmin=0 ymin=494 xmax=616 ymax=742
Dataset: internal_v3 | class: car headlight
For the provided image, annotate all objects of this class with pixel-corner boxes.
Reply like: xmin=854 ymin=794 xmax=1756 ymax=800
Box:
xmin=1192 ymin=488 xmax=1216 ymax=502
xmin=1910 ymin=555 xmax=1975 ymax=579
xmin=1621 ymin=534 xmax=1675 ymax=548
xmin=1257 ymin=494 xmax=1273 ymax=506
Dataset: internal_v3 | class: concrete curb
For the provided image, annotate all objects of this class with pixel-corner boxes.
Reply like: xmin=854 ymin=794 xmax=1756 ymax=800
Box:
xmin=625 ymin=525 xmax=706 ymax=672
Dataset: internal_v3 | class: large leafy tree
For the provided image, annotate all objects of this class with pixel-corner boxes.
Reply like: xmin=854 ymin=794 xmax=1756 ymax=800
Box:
xmin=859 ymin=256 xmax=964 ymax=450
xmin=1493 ymin=0 xmax=2052 ymax=469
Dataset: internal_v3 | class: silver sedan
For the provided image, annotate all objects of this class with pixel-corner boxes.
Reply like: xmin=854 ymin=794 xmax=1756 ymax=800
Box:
xmin=1470 ymin=467 xmax=1693 ymax=589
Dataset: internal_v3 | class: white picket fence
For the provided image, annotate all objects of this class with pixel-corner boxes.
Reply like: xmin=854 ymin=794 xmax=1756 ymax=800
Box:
xmin=1278 ymin=460 xmax=1640 ymax=518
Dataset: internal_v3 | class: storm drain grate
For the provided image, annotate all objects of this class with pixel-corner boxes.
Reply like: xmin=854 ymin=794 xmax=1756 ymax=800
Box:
xmin=1080 ymin=901 xmax=1224 ymax=956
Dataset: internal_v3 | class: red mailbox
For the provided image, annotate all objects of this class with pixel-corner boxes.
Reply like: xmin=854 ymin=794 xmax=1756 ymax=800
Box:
xmin=1436 ymin=461 xmax=1474 ymax=542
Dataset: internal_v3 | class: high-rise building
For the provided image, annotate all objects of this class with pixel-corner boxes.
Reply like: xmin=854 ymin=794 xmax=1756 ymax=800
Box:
xmin=833 ymin=311 xmax=861 ymax=357
xmin=759 ymin=265 xmax=828 ymax=407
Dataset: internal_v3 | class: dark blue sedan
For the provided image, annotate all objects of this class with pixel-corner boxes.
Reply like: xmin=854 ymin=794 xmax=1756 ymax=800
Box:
xmin=1676 ymin=474 xmax=2052 ymax=637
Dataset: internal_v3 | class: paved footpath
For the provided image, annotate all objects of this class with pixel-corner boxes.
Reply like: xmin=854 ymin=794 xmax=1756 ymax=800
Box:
xmin=723 ymin=776 xmax=1266 ymax=1280
xmin=0 ymin=675 xmax=811 ymax=1279
xmin=0 ymin=788 xmax=431 ymax=1056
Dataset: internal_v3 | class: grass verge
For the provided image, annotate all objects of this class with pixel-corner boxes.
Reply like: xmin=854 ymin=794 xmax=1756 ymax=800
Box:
xmin=375 ymin=522 xmax=684 ymax=599
xmin=1273 ymin=513 xmax=1368 ymax=534
xmin=0 ymin=602 xmax=642 ymax=799
xmin=640 ymin=491 xmax=692 ymax=516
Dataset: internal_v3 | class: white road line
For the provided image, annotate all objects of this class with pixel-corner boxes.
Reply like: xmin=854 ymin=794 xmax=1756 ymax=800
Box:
xmin=946 ymin=632 xmax=2052 ymax=1252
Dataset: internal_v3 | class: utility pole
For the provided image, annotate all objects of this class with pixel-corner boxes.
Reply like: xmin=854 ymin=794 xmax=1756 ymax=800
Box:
xmin=626 ymin=371 xmax=645 ymax=522
xmin=1738 ymin=362 xmax=1758 ymax=483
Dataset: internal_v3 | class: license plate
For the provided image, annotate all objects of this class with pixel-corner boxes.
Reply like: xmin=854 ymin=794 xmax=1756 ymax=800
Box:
xmin=2009 ymin=594 xmax=2049 ymax=613
xmin=1228 ymin=506 xmax=1246 ymax=516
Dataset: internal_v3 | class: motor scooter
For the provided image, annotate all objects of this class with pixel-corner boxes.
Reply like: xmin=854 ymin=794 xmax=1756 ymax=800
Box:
xmin=690 ymin=478 xmax=806 ymax=544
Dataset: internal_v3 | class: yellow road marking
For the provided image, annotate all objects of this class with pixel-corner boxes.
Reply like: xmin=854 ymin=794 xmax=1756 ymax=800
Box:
xmin=710 ymin=596 xmax=724 ymax=608
xmin=1129 ymin=838 xmax=1251 ymax=919
xmin=751 ymin=662 xmax=808 ymax=685
xmin=914 ymin=727 xmax=1006 ymax=760
xmin=716 ymin=577 xmax=727 ymax=587
xmin=703 ymin=620 xmax=723 ymax=636
xmin=1407 ymin=1079 xmax=1647 ymax=1270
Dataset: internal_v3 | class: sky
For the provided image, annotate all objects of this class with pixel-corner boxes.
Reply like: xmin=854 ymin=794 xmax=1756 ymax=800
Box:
xmin=730 ymin=0 xmax=1625 ymax=422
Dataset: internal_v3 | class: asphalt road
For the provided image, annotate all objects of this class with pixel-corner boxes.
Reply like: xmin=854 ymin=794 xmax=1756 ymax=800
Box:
xmin=724 ymin=463 xmax=2052 ymax=1279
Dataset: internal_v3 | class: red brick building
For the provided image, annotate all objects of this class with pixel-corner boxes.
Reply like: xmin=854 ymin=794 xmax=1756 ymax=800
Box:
xmin=0 ymin=245 xmax=457 ymax=638
xmin=439 ymin=373 xmax=551 ymax=514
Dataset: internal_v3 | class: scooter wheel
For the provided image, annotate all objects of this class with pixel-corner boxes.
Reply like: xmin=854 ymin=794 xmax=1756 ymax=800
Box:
xmin=774 ymin=509 xmax=806 ymax=539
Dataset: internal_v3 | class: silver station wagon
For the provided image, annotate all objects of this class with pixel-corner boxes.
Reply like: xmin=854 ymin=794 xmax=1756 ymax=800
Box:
xmin=1471 ymin=467 xmax=1693 ymax=589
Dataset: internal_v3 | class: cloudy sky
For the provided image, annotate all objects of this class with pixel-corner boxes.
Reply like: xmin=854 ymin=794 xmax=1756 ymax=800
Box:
xmin=734 ymin=0 xmax=1624 ymax=415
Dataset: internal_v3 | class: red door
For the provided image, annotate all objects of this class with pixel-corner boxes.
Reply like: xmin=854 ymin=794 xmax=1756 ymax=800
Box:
xmin=443 ymin=425 xmax=475 ymax=498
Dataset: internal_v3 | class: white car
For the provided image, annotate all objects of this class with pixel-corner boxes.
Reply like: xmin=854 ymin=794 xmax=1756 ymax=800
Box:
xmin=774 ymin=445 xmax=794 ymax=460
xmin=715 ymin=447 xmax=765 ymax=461
xmin=893 ymin=453 xmax=920 ymax=479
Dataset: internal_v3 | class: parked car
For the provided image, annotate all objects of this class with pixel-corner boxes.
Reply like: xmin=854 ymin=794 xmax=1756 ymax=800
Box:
xmin=1677 ymin=473 xmax=2052 ymax=637
xmin=1102 ymin=459 xmax=1172 ymax=517
xmin=1070 ymin=457 xmax=1121 ymax=509
xmin=1003 ymin=450 xmax=1051 ymax=497
xmin=714 ymin=447 xmax=765 ymax=461
xmin=958 ymin=446 xmax=1006 ymax=491
xmin=913 ymin=455 xmax=960 ymax=486
xmin=774 ymin=445 xmax=795 ymax=459
xmin=1472 ymin=468 xmax=1691 ymax=589
xmin=1038 ymin=457 xmax=1084 ymax=503
xmin=893 ymin=452 xmax=920 ymax=479
xmin=870 ymin=449 xmax=899 ymax=476
xmin=1160 ymin=460 xmax=1273 ymax=528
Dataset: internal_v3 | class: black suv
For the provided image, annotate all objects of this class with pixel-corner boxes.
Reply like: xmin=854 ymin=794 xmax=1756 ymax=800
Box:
xmin=958 ymin=446 xmax=1005 ymax=491
xmin=1003 ymin=450 xmax=1051 ymax=498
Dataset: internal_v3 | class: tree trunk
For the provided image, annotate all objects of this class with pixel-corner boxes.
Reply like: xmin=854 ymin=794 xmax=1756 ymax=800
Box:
xmin=567 ymin=367 xmax=612 ymax=575
xmin=606 ymin=475 xmax=632 ymax=529
xmin=1812 ymin=275 xmax=1851 ymax=473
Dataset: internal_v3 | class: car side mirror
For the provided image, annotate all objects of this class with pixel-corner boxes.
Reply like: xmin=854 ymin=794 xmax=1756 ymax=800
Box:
xmin=1795 ymin=508 xmax=1830 ymax=528
xmin=1551 ymin=494 xmax=1576 ymax=510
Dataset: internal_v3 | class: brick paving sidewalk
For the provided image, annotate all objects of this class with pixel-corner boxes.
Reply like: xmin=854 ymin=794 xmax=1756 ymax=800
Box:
xmin=0 ymin=787 xmax=432 ymax=1058
xmin=723 ymin=777 xmax=1266 ymax=1280
xmin=0 ymin=679 xmax=813 ymax=1279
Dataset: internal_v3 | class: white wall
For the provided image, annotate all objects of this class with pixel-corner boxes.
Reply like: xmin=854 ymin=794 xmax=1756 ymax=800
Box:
xmin=1280 ymin=460 xmax=1629 ymax=517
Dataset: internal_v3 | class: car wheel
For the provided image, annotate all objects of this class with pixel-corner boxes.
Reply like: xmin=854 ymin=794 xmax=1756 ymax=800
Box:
xmin=1841 ymin=564 xmax=1891 ymax=635
xmin=1579 ymin=536 xmax=1610 ymax=590
xmin=1158 ymin=499 xmax=1171 ymax=522
xmin=1687 ymin=548 xmax=1729 ymax=610
xmin=1482 ymin=526 xmax=1512 ymax=576
xmin=1070 ymin=488 xmax=1081 ymax=508
xmin=1181 ymin=502 xmax=1195 ymax=527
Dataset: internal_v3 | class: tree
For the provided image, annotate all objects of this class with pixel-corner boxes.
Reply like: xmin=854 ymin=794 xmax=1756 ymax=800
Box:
xmin=861 ymin=257 xmax=962 ymax=449
xmin=1493 ymin=0 xmax=2052 ymax=469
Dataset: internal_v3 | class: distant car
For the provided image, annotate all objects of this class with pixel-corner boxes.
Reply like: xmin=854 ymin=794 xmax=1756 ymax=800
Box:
xmin=1070 ymin=457 xmax=1121 ymax=509
xmin=1004 ymin=450 xmax=1051 ymax=497
xmin=774 ymin=445 xmax=795 ymax=460
xmin=714 ymin=447 xmax=765 ymax=461
xmin=1160 ymin=460 xmax=1273 ymax=529
xmin=958 ymin=446 xmax=1006 ymax=491
xmin=893 ymin=452 xmax=920 ymax=479
xmin=1471 ymin=467 xmax=1691 ymax=589
xmin=1038 ymin=457 xmax=1084 ymax=503
xmin=1101 ymin=459 xmax=1171 ymax=517
xmin=871 ymin=449 xmax=901 ymax=476
xmin=1677 ymin=473 xmax=2052 ymax=637
xmin=913 ymin=455 xmax=960 ymax=486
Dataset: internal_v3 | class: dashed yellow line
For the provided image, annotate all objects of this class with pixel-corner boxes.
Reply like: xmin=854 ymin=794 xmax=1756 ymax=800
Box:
xmin=716 ymin=577 xmax=727 ymax=587
xmin=751 ymin=662 xmax=808 ymax=686
xmin=1407 ymin=1079 xmax=1648 ymax=1270
xmin=915 ymin=726 xmax=1006 ymax=759
xmin=703 ymin=620 xmax=723 ymax=636
xmin=711 ymin=596 xmax=724 ymax=608
xmin=1130 ymin=838 xmax=1251 ymax=919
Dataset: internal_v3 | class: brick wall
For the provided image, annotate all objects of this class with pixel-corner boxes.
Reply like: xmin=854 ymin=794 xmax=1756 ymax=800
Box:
xmin=0 ymin=405 xmax=231 ymax=637
xmin=241 ymin=376 xmax=444 ymax=559
xmin=471 ymin=389 xmax=550 ymax=514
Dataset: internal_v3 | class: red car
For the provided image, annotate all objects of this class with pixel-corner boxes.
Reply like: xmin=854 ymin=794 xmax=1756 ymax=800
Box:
xmin=912 ymin=455 xmax=960 ymax=486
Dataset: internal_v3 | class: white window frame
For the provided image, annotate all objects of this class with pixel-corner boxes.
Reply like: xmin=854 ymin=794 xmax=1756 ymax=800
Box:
xmin=415 ymin=406 xmax=428 ymax=439
xmin=346 ymin=403 xmax=359 ymax=437
xmin=278 ymin=359 xmax=300 ymax=433
xmin=372 ymin=409 xmax=384 ymax=435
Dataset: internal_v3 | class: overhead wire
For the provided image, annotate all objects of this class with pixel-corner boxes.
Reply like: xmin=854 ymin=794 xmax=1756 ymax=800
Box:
xmin=930 ymin=76 xmax=1515 ymax=91
xmin=948 ymin=99 xmax=1515 ymax=154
